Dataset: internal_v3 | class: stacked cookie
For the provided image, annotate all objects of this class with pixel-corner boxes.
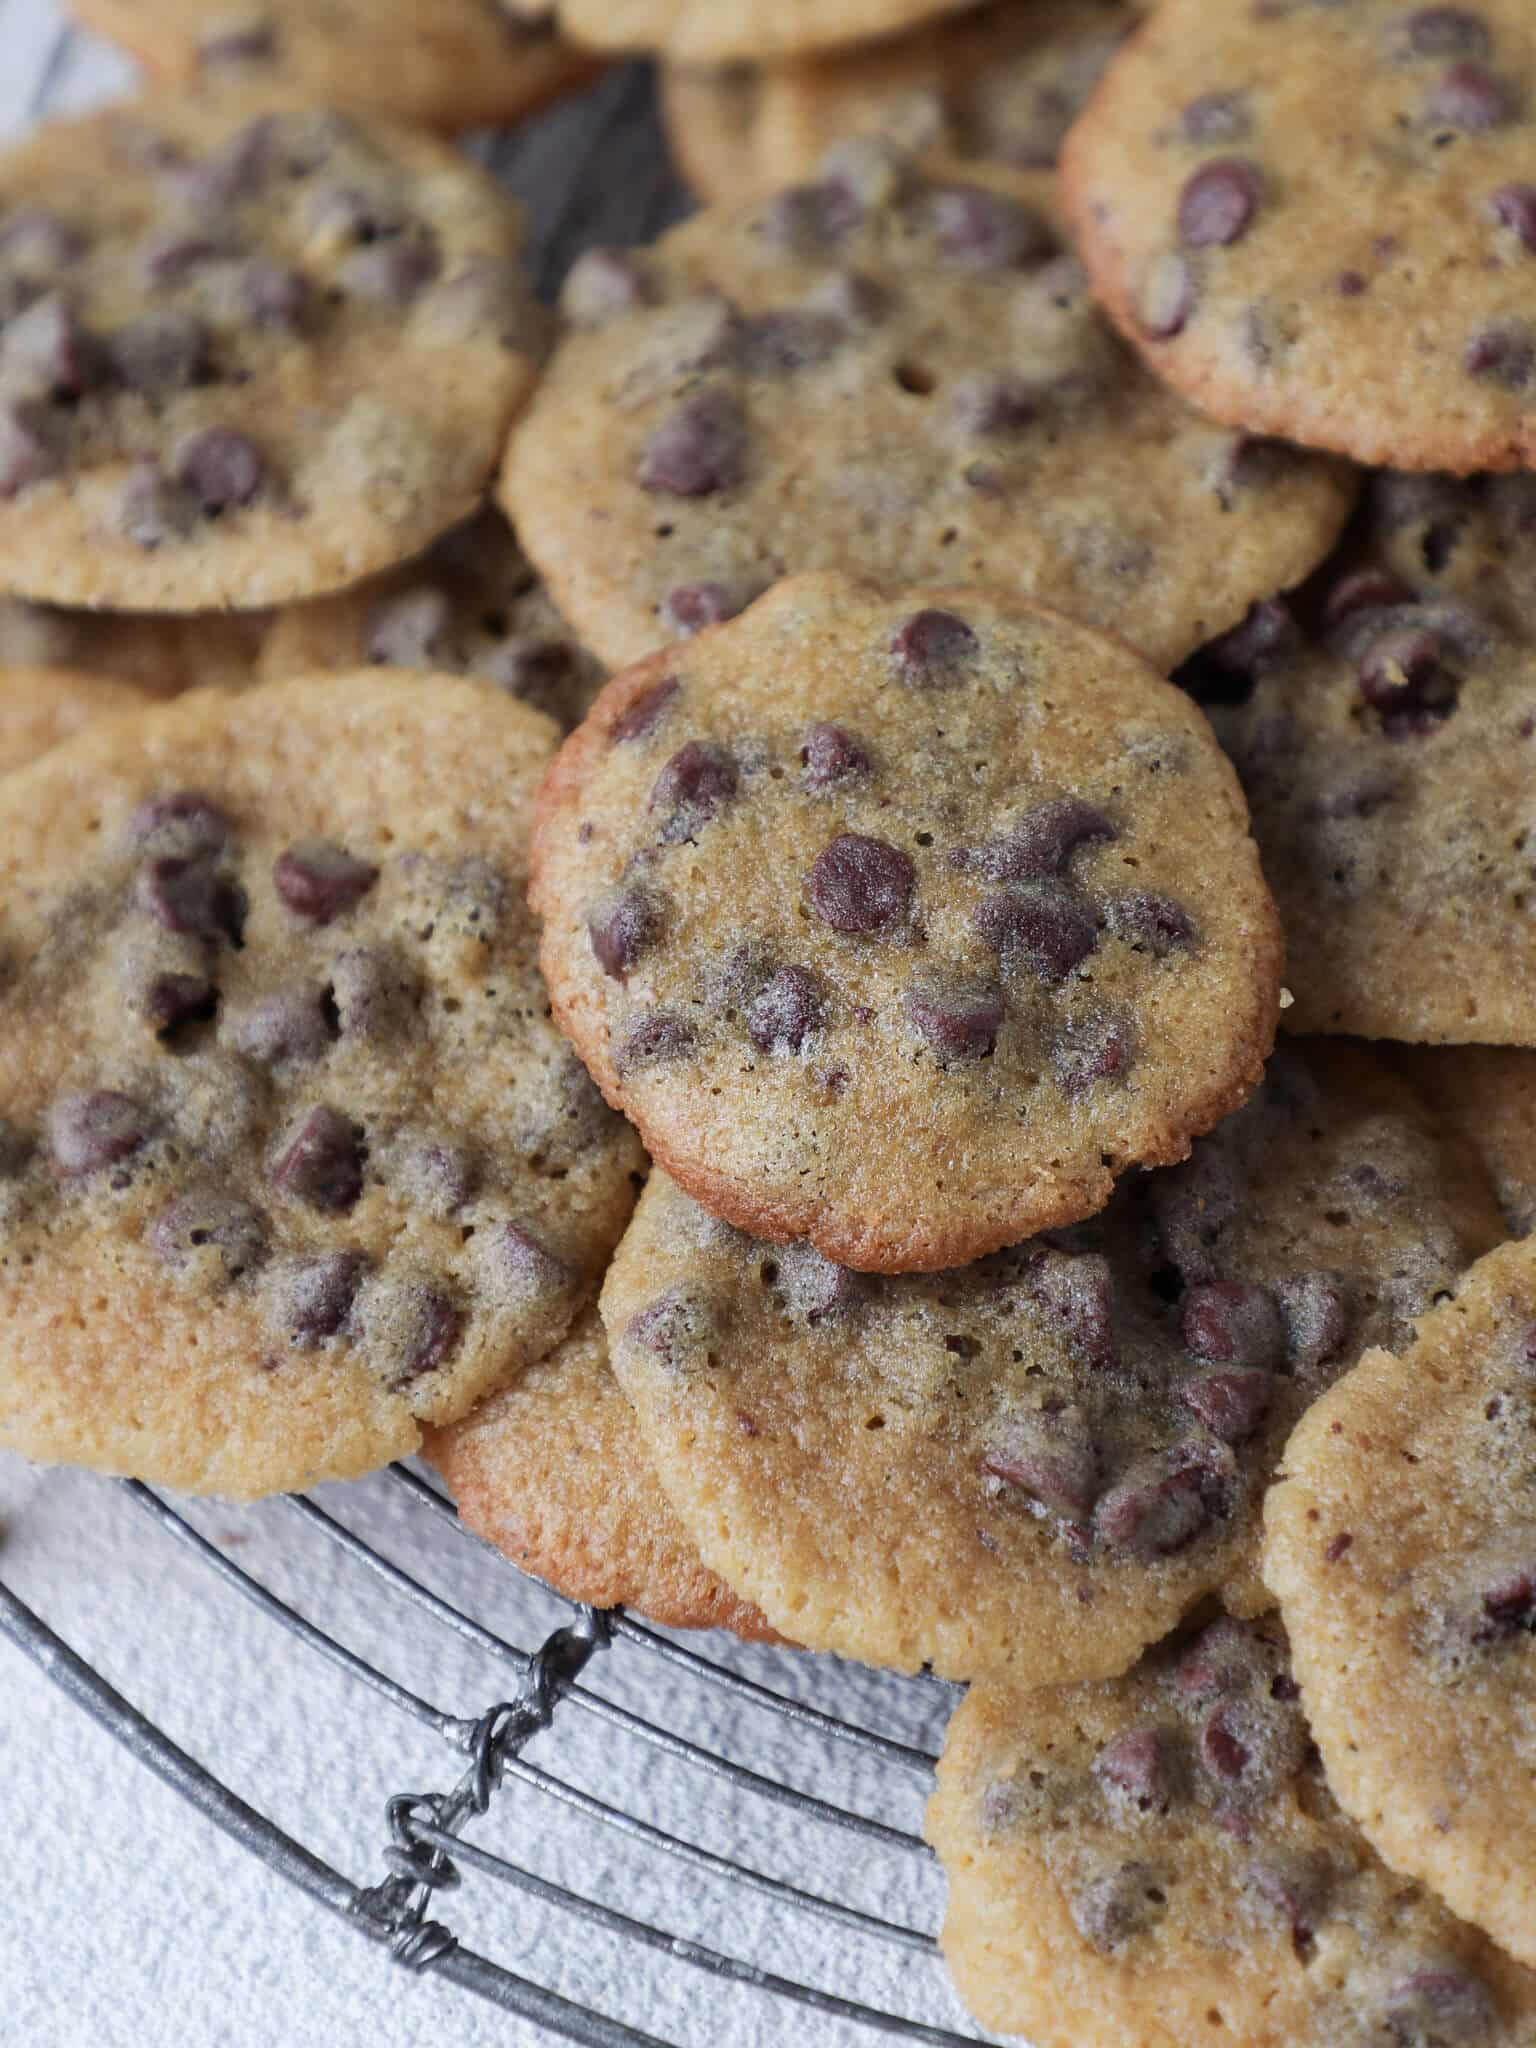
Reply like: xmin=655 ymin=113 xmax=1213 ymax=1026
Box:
xmin=6 ymin=2 xmax=1536 ymax=2039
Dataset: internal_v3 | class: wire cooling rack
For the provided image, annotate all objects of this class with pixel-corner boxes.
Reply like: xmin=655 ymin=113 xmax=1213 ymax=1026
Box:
xmin=0 ymin=17 xmax=997 ymax=2046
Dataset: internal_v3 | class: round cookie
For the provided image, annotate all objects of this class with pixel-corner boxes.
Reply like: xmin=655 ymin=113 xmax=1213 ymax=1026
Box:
xmin=601 ymin=1044 xmax=1502 ymax=1685
xmin=259 ymin=509 xmax=605 ymax=730
xmin=0 ymin=93 xmax=539 ymax=611
xmin=1205 ymin=473 xmax=1536 ymax=1044
xmin=555 ymin=0 xmax=975 ymax=65
xmin=0 ymin=672 xmax=644 ymax=1499
xmin=534 ymin=574 xmax=1283 ymax=1273
xmin=426 ymin=1306 xmax=780 ymax=1639
xmin=928 ymin=1617 xmax=1536 ymax=2048
xmin=0 ymin=598 xmax=267 ymax=694
xmin=662 ymin=0 xmax=1134 ymax=207
xmin=501 ymin=145 xmax=1356 ymax=676
xmin=0 ymin=666 xmax=152 ymax=775
xmin=1393 ymin=1047 xmax=1536 ymax=1235
xmin=1265 ymin=1237 xmax=1536 ymax=1974
xmin=68 ymin=0 xmax=599 ymax=136
xmin=1062 ymin=0 xmax=1536 ymax=472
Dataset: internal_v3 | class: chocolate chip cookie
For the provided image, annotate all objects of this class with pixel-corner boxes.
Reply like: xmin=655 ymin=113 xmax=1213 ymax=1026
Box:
xmin=0 ymin=666 xmax=151 ymax=775
xmin=0 ymin=598 xmax=267 ymax=694
xmin=1394 ymin=1046 xmax=1536 ymax=1233
xmin=534 ymin=574 xmax=1283 ymax=1273
xmin=259 ymin=509 xmax=605 ymax=730
xmin=70 ymin=0 xmax=599 ymax=136
xmin=0 ymin=93 xmax=538 ymax=610
xmin=555 ymin=0 xmax=975 ymax=65
xmin=501 ymin=146 xmax=1355 ymax=675
xmin=1063 ymin=0 xmax=1536 ymax=470
xmin=426 ymin=1305 xmax=780 ymax=1638
xmin=601 ymin=1045 xmax=1501 ymax=1685
xmin=1205 ymin=473 xmax=1536 ymax=1044
xmin=663 ymin=0 xmax=1133 ymax=207
xmin=0 ymin=672 xmax=643 ymax=1498
xmin=928 ymin=1616 xmax=1536 ymax=2046
xmin=1266 ymin=1237 xmax=1536 ymax=1974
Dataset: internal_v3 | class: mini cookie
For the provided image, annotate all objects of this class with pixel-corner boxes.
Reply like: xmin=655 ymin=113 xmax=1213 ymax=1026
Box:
xmin=501 ymin=146 xmax=1355 ymax=675
xmin=69 ymin=0 xmax=599 ymax=136
xmin=0 ymin=666 xmax=152 ymax=775
xmin=0 ymin=597 xmax=267 ymax=694
xmin=426 ymin=1305 xmax=780 ymax=1639
xmin=1393 ymin=1047 xmax=1536 ymax=1235
xmin=555 ymin=0 xmax=975 ymax=65
xmin=663 ymin=1 xmax=1134 ymax=207
xmin=1063 ymin=0 xmax=1536 ymax=472
xmin=0 ymin=672 xmax=643 ymax=1499
xmin=928 ymin=1617 xmax=1536 ymax=2048
xmin=601 ymin=1045 xmax=1501 ymax=1685
xmin=0 ymin=93 xmax=538 ymax=611
xmin=1205 ymin=474 xmax=1536 ymax=1043
xmin=259 ymin=509 xmax=605 ymax=730
xmin=534 ymin=574 xmax=1283 ymax=1272
xmin=1266 ymin=1238 xmax=1536 ymax=1974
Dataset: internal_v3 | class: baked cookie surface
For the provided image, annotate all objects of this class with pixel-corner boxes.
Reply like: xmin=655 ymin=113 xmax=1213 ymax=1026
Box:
xmin=1265 ymin=1237 xmax=1536 ymax=1973
xmin=0 ymin=673 xmax=642 ymax=1498
xmin=427 ymin=1305 xmax=780 ymax=1638
xmin=600 ymin=1045 xmax=1500 ymax=1685
xmin=1206 ymin=474 xmax=1536 ymax=1044
xmin=1394 ymin=1045 xmax=1536 ymax=1235
xmin=555 ymin=0 xmax=974 ymax=65
xmin=534 ymin=574 xmax=1282 ymax=1272
xmin=1063 ymin=0 xmax=1536 ymax=471
xmin=70 ymin=0 xmax=598 ymax=135
xmin=260 ymin=509 xmax=605 ymax=730
xmin=0 ymin=666 xmax=151 ymax=775
xmin=0 ymin=93 xmax=538 ymax=610
xmin=502 ymin=148 xmax=1355 ymax=675
xmin=0 ymin=597 xmax=267 ymax=694
xmin=928 ymin=1616 xmax=1536 ymax=2047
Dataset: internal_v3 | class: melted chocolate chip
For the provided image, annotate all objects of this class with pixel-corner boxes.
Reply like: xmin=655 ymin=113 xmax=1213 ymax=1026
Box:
xmin=1028 ymin=1247 xmax=1119 ymax=1369
xmin=0 ymin=402 xmax=61 ymax=496
xmin=229 ymin=985 xmax=337 ymax=1064
xmin=329 ymin=945 xmax=417 ymax=1038
xmin=611 ymin=676 xmax=680 ymax=744
xmin=1180 ymin=1366 xmax=1274 ymax=1442
xmin=589 ymin=884 xmax=664 ymax=981
xmin=238 ymin=259 xmax=310 ymax=331
xmin=982 ymin=1400 xmax=1100 ymax=1519
xmin=106 ymin=311 xmax=210 ymax=394
xmin=1274 ymin=1269 xmax=1353 ymax=1374
xmin=618 ymin=1010 xmax=697 ymax=1071
xmin=1182 ymin=92 xmax=1251 ymax=143
xmin=637 ymin=388 xmax=747 ymax=497
xmin=732 ymin=308 xmax=845 ymax=374
xmin=49 ymin=1089 xmax=153 ymax=1175
xmin=1055 ymin=1014 xmax=1135 ymax=1096
xmin=974 ymin=884 xmax=1098 ymax=980
xmin=1071 ymin=1861 xmax=1166 ymax=1952
xmin=1491 ymin=183 xmax=1536 ymax=253
xmin=748 ymin=965 xmax=825 ymax=1053
xmin=340 ymin=234 xmax=440 ymax=305
xmin=905 ymin=975 xmax=1005 ymax=1060
xmin=662 ymin=581 xmax=748 ymax=636
xmin=1179 ymin=160 xmax=1264 ymax=247
xmin=801 ymin=722 xmax=872 ymax=789
xmin=372 ymin=1279 xmax=464 ymax=1389
xmin=129 ymin=791 xmax=230 ymax=854
xmin=1382 ymin=1968 xmax=1494 ymax=2044
xmin=144 ymin=971 xmax=218 ymax=1033
xmin=271 ymin=1106 xmax=364 ymax=1212
xmin=931 ymin=185 xmax=1054 ymax=270
xmin=1094 ymin=1442 xmax=1233 ymax=1558
xmin=497 ymin=1221 xmax=572 ymax=1297
xmin=889 ymin=607 xmax=978 ymax=686
xmin=1357 ymin=627 xmax=1459 ymax=734
xmin=275 ymin=1250 xmax=366 ymax=1345
xmin=1323 ymin=568 xmax=1417 ymax=626
xmin=1104 ymin=892 xmax=1198 ymax=957
xmin=1093 ymin=1727 xmax=1169 ymax=1810
xmin=952 ymin=800 xmax=1117 ymax=882
xmin=273 ymin=841 xmax=379 ymax=923
xmin=649 ymin=740 xmax=738 ymax=843
xmin=152 ymin=1189 xmax=268 ymax=1280
xmin=136 ymin=855 xmax=247 ymax=948
xmin=1425 ymin=61 xmax=1516 ymax=129
xmin=809 ymin=834 xmax=915 ymax=934
xmin=1465 ymin=323 xmax=1534 ymax=388
xmin=173 ymin=427 xmax=265 ymax=514
xmin=624 ymin=1287 xmax=714 ymax=1373
xmin=1181 ymin=1281 xmax=1285 ymax=1370
xmin=1397 ymin=7 xmax=1492 ymax=58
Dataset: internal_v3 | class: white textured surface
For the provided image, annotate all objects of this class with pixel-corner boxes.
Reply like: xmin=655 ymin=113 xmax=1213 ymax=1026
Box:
xmin=0 ymin=10 xmax=993 ymax=2045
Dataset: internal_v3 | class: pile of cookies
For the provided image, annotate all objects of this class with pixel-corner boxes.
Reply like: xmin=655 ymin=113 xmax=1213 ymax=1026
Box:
xmin=5 ymin=0 xmax=1536 ymax=2039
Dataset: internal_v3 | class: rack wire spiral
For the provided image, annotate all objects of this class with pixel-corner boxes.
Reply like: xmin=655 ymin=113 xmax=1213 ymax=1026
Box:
xmin=0 ymin=20 xmax=998 ymax=2044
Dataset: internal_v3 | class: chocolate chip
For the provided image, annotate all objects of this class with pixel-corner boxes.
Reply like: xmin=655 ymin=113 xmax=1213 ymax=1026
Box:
xmin=1055 ymin=1014 xmax=1135 ymax=1096
xmin=236 ymin=259 xmax=310 ymax=331
xmin=1176 ymin=1617 xmax=1261 ymax=1700
xmin=952 ymin=800 xmax=1117 ymax=882
xmin=623 ymin=1287 xmax=716 ymax=1373
xmin=1426 ymin=61 xmax=1516 ymax=129
xmin=560 ymin=246 xmax=656 ymax=324
xmin=1382 ymin=1968 xmax=1494 ymax=2045
xmin=1070 ymin=1861 xmax=1165 ymax=1952
xmin=0 ymin=401 xmax=61 ymax=497
xmin=152 ymin=1189 xmax=268 ymax=1280
xmin=497 ymin=1221 xmax=572 ymax=1298
xmin=1104 ymin=892 xmax=1199 ymax=958
xmin=173 ymin=427 xmax=264 ymax=514
xmin=889 ymin=608 xmax=977 ymax=685
xmin=196 ymin=17 xmax=277 ymax=62
xmin=905 ymin=975 xmax=1005 ymax=1060
xmin=1199 ymin=1700 xmax=1252 ymax=1782
xmin=117 ymin=461 xmax=197 ymax=546
xmin=106 ymin=311 xmax=209 ymax=393
xmin=1140 ymin=252 xmax=1197 ymax=339
xmin=339 ymin=234 xmax=441 ymax=304
xmin=49 ymin=1089 xmax=153 ymax=1175
xmin=1094 ymin=1441 xmax=1233 ymax=1558
xmin=1243 ymin=1852 xmax=1333 ymax=1935
xmin=618 ymin=1010 xmax=696 ymax=1071
xmin=589 ymin=884 xmax=664 ymax=980
xmin=1179 ymin=160 xmax=1264 ymax=247
xmin=732 ymin=308 xmax=845 ymax=375
xmin=1026 ymin=1248 xmax=1118 ymax=1369
xmin=1180 ymin=1366 xmax=1274 ymax=1442
xmin=949 ymin=373 xmax=1042 ymax=436
xmin=229 ymin=985 xmax=336 ymax=1064
xmin=1465 ymin=322 xmax=1534 ymax=388
xmin=129 ymin=791 xmax=230 ymax=854
xmin=637 ymin=388 xmax=747 ymax=497
xmin=173 ymin=116 xmax=275 ymax=210
xmin=649 ymin=740 xmax=738 ymax=843
xmin=1397 ymin=8 xmax=1492 ymax=58
xmin=362 ymin=1276 xmax=464 ymax=1390
xmin=363 ymin=587 xmax=449 ymax=668
xmin=748 ymin=966 xmax=825 ymax=1053
xmin=931 ymin=185 xmax=1055 ymax=270
xmin=328 ymin=945 xmax=417 ymax=1038
xmin=1491 ymin=183 xmax=1536 ymax=253
xmin=140 ymin=230 xmax=240 ymax=286
xmin=982 ymin=1400 xmax=1100 ymax=1519
xmin=274 ymin=1250 xmax=366 ymax=1345
xmin=1357 ymin=627 xmax=1459 ymax=733
xmin=809 ymin=834 xmax=915 ymax=934
xmin=801 ymin=722 xmax=872 ymax=789
xmin=273 ymin=841 xmax=379 ymax=923
xmin=1479 ymin=1571 xmax=1536 ymax=1636
xmin=612 ymin=676 xmax=680 ymax=744
xmin=1 ymin=293 xmax=100 ymax=395
xmin=1182 ymin=92 xmax=1251 ymax=142
xmin=144 ymin=971 xmax=218 ymax=1033
xmin=1274 ymin=1269 xmax=1353 ymax=1374
xmin=272 ymin=1106 xmax=364 ymax=1212
xmin=1323 ymin=567 xmax=1417 ymax=625
xmin=1182 ymin=1282 xmax=1285 ymax=1370
xmin=974 ymin=884 xmax=1098 ymax=980
xmin=136 ymin=855 xmax=247 ymax=948
xmin=661 ymin=581 xmax=748 ymax=636
xmin=1093 ymin=1728 xmax=1169 ymax=1810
